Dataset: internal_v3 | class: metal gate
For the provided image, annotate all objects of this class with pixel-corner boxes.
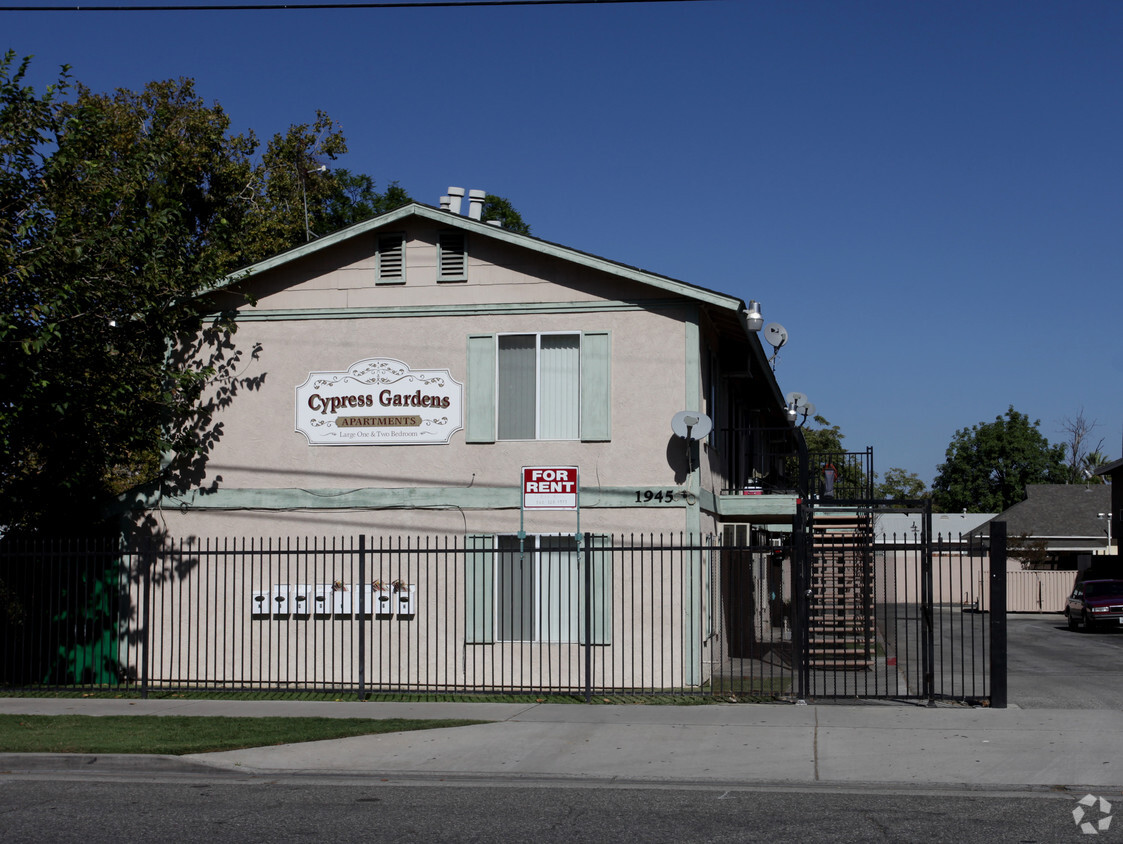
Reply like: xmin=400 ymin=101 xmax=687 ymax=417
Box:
xmin=786 ymin=500 xmax=1003 ymax=704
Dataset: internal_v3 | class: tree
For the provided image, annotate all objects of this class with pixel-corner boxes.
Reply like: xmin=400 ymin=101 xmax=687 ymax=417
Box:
xmin=1059 ymin=409 xmax=1107 ymax=484
xmin=875 ymin=467 xmax=929 ymax=502
xmin=0 ymin=55 xmax=270 ymax=535
xmin=481 ymin=194 xmax=531 ymax=235
xmin=931 ymin=406 xmax=1066 ymax=513
xmin=788 ymin=415 xmax=872 ymax=498
xmin=321 ymin=171 xmax=412 ymax=233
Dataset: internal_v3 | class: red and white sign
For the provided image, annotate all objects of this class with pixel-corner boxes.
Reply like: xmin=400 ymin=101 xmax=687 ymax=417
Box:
xmin=522 ymin=466 xmax=579 ymax=510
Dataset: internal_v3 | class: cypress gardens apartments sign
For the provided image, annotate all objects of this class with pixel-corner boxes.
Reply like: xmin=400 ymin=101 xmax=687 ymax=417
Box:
xmin=295 ymin=358 xmax=463 ymax=445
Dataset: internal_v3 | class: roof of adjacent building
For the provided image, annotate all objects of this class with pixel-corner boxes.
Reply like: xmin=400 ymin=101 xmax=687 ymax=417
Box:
xmin=966 ymin=484 xmax=1112 ymax=548
xmin=1095 ymin=458 xmax=1123 ymax=477
xmin=875 ymin=511 xmax=995 ymax=543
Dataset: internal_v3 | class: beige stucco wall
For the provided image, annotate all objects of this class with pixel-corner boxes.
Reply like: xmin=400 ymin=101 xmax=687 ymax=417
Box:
xmin=143 ymin=215 xmax=739 ymax=543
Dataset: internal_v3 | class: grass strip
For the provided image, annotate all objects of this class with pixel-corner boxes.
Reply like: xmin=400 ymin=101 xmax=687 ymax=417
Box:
xmin=0 ymin=715 xmax=487 ymax=755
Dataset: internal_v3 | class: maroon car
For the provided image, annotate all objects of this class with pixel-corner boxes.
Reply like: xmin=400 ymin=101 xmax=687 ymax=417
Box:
xmin=1066 ymin=579 xmax=1123 ymax=632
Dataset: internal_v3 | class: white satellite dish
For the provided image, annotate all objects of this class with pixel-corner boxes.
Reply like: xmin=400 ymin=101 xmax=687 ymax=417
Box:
xmin=764 ymin=323 xmax=788 ymax=350
xmin=671 ymin=410 xmax=713 ymax=440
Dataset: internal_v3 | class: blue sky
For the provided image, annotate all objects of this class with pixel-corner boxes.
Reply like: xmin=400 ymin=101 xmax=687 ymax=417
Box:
xmin=6 ymin=0 xmax=1122 ymax=484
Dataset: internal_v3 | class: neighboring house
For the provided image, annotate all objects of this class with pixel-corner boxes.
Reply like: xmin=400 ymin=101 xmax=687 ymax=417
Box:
xmin=1094 ymin=458 xmax=1121 ymax=549
xmin=875 ymin=511 xmax=994 ymax=545
xmin=967 ymin=485 xmax=1113 ymax=568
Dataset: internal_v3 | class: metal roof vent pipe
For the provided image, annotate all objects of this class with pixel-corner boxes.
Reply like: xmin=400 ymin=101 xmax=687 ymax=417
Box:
xmin=447 ymin=187 xmax=465 ymax=215
xmin=467 ymin=189 xmax=486 ymax=220
xmin=439 ymin=195 xmax=452 ymax=211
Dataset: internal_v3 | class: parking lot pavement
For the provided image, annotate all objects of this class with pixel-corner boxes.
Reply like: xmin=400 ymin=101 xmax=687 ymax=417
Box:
xmin=1007 ymin=612 xmax=1123 ymax=709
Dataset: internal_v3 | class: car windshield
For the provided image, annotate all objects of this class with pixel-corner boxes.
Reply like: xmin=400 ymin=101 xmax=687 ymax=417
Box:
xmin=1083 ymin=581 xmax=1123 ymax=599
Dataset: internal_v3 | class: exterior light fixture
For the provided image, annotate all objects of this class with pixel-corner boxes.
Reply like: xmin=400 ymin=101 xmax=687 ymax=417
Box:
xmin=745 ymin=300 xmax=764 ymax=332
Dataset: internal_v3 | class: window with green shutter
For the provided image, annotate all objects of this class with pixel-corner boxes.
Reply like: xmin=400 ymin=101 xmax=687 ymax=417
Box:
xmin=465 ymin=534 xmax=611 ymax=645
xmin=465 ymin=331 xmax=611 ymax=443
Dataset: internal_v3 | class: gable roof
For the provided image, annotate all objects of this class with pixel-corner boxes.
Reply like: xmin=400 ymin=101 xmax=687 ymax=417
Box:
xmin=223 ymin=201 xmax=753 ymax=322
xmin=968 ymin=484 xmax=1111 ymax=547
xmin=1095 ymin=458 xmax=1123 ymax=477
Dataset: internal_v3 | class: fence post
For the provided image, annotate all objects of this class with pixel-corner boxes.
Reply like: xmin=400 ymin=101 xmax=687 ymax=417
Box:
xmin=358 ymin=534 xmax=366 ymax=701
xmin=793 ymin=504 xmax=809 ymax=702
xmin=921 ymin=503 xmax=935 ymax=704
xmin=988 ymin=521 xmax=1008 ymax=709
xmin=140 ymin=539 xmax=151 ymax=700
xmin=584 ymin=533 xmax=593 ymax=704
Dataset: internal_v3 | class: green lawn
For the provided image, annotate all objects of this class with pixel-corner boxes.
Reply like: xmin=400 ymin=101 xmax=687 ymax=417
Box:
xmin=0 ymin=715 xmax=487 ymax=755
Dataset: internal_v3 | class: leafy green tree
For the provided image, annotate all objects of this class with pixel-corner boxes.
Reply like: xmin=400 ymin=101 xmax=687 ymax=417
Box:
xmin=787 ymin=415 xmax=872 ymax=499
xmin=931 ymin=406 xmax=1066 ymax=513
xmin=481 ymin=194 xmax=531 ymax=235
xmin=321 ymin=171 xmax=412 ymax=233
xmin=0 ymin=55 xmax=268 ymax=535
xmin=875 ymin=467 xmax=929 ymax=502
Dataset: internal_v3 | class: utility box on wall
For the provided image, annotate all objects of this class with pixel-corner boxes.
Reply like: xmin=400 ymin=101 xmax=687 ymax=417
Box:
xmin=313 ymin=585 xmax=333 ymax=617
xmin=396 ymin=584 xmax=417 ymax=617
xmin=355 ymin=584 xmax=374 ymax=618
xmin=272 ymin=585 xmax=292 ymax=616
xmin=374 ymin=587 xmax=393 ymax=617
xmin=251 ymin=591 xmax=270 ymax=618
xmin=291 ymin=585 xmax=311 ymax=618
xmin=331 ymin=584 xmax=352 ymax=616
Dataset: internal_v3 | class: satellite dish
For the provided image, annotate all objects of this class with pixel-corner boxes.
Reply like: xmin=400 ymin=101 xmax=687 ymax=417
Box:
xmin=764 ymin=323 xmax=788 ymax=350
xmin=785 ymin=392 xmax=809 ymax=410
xmin=671 ymin=410 xmax=713 ymax=440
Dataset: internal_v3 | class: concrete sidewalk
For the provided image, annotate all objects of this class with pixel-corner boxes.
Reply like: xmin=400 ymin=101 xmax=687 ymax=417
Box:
xmin=2 ymin=697 xmax=1121 ymax=790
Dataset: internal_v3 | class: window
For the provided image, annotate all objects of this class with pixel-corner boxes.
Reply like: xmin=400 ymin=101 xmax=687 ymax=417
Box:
xmin=376 ymin=233 xmax=405 ymax=284
xmin=438 ymin=230 xmax=466 ymax=281
xmin=465 ymin=534 xmax=611 ymax=644
xmin=465 ymin=331 xmax=611 ymax=443
xmin=496 ymin=535 xmax=579 ymax=642
xmin=498 ymin=333 xmax=580 ymax=440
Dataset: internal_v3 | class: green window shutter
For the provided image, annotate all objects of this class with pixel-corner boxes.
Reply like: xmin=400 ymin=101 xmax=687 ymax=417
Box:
xmin=579 ymin=534 xmax=612 ymax=645
xmin=580 ymin=331 xmax=611 ymax=442
xmin=466 ymin=334 xmax=496 ymax=443
xmin=465 ymin=534 xmax=494 ymax=644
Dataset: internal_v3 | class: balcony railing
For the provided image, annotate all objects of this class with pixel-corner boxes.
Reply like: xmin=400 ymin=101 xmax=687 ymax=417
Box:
xmin=715 ymin=427 xmax=802 ymax=497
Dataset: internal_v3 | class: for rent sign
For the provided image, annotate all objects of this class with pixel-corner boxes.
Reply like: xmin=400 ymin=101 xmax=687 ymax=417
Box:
xmin=522 ymin=466 xmax=579 ymax=510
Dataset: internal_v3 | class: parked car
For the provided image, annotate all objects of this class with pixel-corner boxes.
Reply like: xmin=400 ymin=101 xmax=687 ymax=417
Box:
xmin=1066 ymin=579 xmax=1123 ymax=632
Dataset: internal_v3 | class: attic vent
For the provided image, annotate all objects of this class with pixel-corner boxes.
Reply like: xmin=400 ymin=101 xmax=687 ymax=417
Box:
xmin=376 ymin=233 xmax=405 ymax=283
xmin=438 ymin=231 xmax=467 ymax=282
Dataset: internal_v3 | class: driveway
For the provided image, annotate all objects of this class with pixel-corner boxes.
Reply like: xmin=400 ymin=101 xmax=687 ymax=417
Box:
xmin=1007 ymin=612 xmax=1123 ymax=708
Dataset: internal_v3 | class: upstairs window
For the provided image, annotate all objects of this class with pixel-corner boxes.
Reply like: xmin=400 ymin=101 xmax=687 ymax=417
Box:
xmin=498 ymin=333 xmax=580 ymax=440
xmin=438 ymin=230 xmax=467 ymax=281
xmin=465 ymin=331 xmax=611 ymax=444
xmin=375 ymin=233 xmax=405 ymax=284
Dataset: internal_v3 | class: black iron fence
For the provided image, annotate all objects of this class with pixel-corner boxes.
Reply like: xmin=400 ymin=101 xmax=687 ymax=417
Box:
xmin=0 ymin=527 xmax=1004 ymax=704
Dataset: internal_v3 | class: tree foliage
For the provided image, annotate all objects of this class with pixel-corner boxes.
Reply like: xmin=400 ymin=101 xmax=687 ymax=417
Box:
xmin=481 ymin=194 xmax=530 ymax=235
xmin=1 ymin=55 xmax=533 ymax=536
xmin=931 ymin=406 xmax=1066 ymax=514
xmin=0 ymin=53 xmax=274 ymax=535
xmin=875 ymin=467 xmax=929 ymax=502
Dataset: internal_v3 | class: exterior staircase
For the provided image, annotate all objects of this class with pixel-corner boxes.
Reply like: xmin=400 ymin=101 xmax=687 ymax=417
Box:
xmin=806 ymin=509 xmax=874 ymax=670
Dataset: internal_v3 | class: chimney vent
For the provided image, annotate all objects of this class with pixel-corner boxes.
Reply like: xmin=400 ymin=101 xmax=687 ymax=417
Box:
xmin=446 ymin=187 xmax=465 ymax=215
xmin=439 ymin=195 xmax=451 ymax=211
xmin=467 ymin=189 xmax=486 ymax=220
